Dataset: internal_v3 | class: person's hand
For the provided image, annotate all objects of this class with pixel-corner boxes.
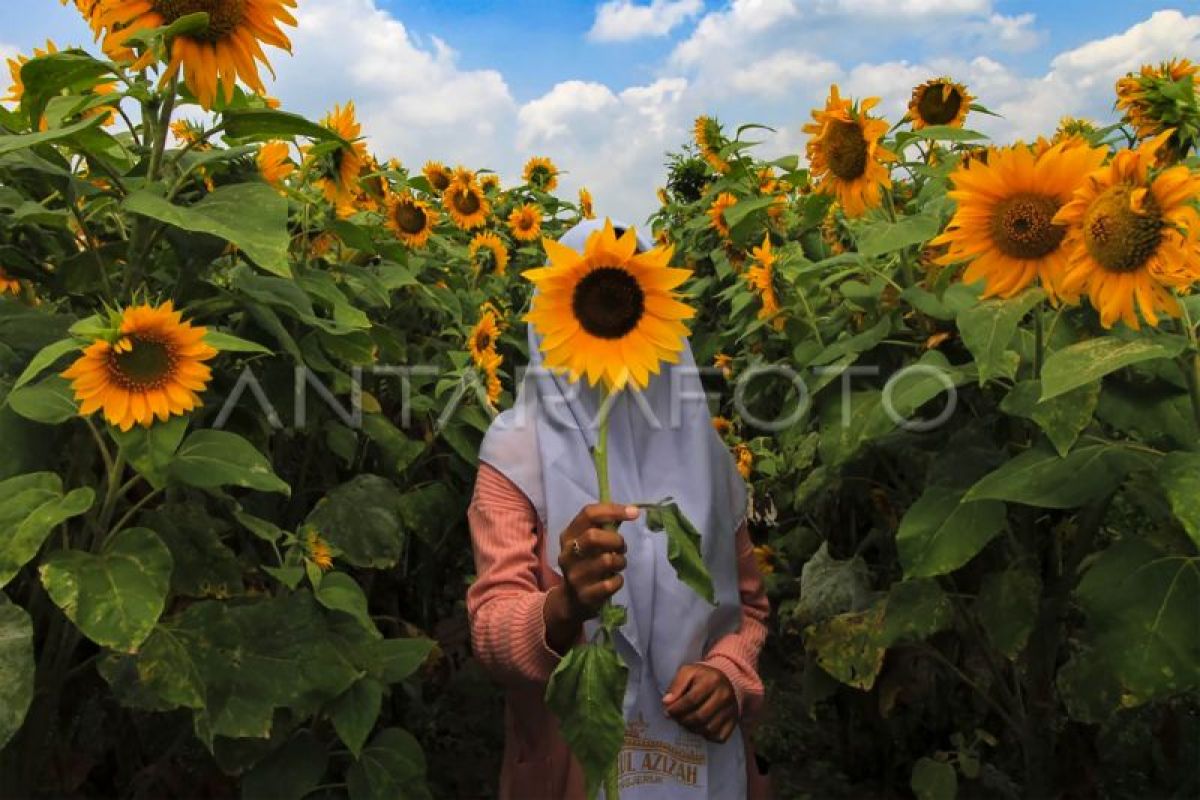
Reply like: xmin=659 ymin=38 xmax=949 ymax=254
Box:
xmin=556 ymin=502 xmax=636 ymax=621
xmin=662 ymin=664 xmax=738 ymax=743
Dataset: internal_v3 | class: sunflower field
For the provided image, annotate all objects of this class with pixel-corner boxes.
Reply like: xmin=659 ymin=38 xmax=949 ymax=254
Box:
xmin=1 ymin=2 xmax=1198 ymax=798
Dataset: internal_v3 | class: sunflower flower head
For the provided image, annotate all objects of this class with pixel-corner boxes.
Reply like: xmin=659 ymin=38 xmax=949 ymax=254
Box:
xmin=714 ymin=352 xmax=733 ymax=380
xmin=468 ymin=309 xmax=502 ymax=369
xmin=747 ymin=233 xmax=784 ymax=330
xmin=422 ymin=161 xmax=453 ymax=193
xmin=523 ymin=156 xmax=559 ymax=192
xmin=310 ymin=102 xmax=368 ymax=218
xmin=62 ymin=301 xmax=217 ymax=431
xmin=931 ymin=139 xmax=1108 ymax=302
xmin=507 ymin=203 xmax=543 ymax=242
xmin=1053 ymin=132 xmax=1200 ymax=329
xmin=523 ymin=219 xmax=694 ymax=391
xmin=711 ymin=416 xmax=732 ymax=437
xmin=304 ymin=529 xmax=335 ymax=572
xmin=803 ymin=84 xmax=898 ymax=217
xmin=579 ymin=187 xmax=595 ymax=220
xmin=91 ymin=0 xmax=297 ymax=110
xmin=693 ymin=115 xmax=730 ymax=174
xmin=480 ymin=173 xmax=501 ymax=193
xmin=752 ymin=544 xmax=775 ymax=576
xmin=1115 ymin=58 xmax=1199 ymax=161
xmin=385 ymin=189 xmax=437 ymax=249
xmin=257 ymin=140 xmax=294 ymax=193
xmin=444 ymin=177 xmax=491 ymax=230
xmin=469 ymin=231 xmax=509 ymax=276
xmin=908 ymin=77 xmax=973 ymax=129
xmin=734 ymin=442 xmax=753 ymax=480
xmin=708 ymin=192 xmax=738 ymax=239
xmin=0 ymin=267 xmax=21 ymax=296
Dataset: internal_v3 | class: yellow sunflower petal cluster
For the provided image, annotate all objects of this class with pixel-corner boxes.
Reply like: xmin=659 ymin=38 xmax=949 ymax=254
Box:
xmin=385 ymin=190 xmax=437 ymax=249
xmin=524 ymin=219 xmax=694 ymax=391
xmin=467 ymin=308 xmax=504 ymax=406
xmin=257 ymin=140 xmax=294 ymax=193
xmin=423 ymin=161 xmax=452 ymax=193
xmin=480 ymin=174 xmax=501 ymax=193
xmin=0 ymin=267 xmax=21 ymax=295
xmin=89 ymin=0 xmax=297 ymax=110
xmin=5 ymin=40 xmax=59 ymax=104
xmin=1053 ymin=132 xmax=1200 ymax=329
xmin=693 ymin=115 xmax=730 ymax=174
xmin=508 ymin=203 xmax=543 ymax=242
xmin=469 ymin=231 xmax=509 ymax=276
xmin=733 ymin=442 xmax=753 ymax=480
xmin=62 ymin=301 xmax=217 ymax=431
xmin=752 ymin=544 xmax=775 ymax=576
xmin=803 ymin=85 xmax=897 ymax=217
xmin=747 ymin=233 xmax=784 ymax=330
xmin=1115 ymin=58 xmax=1197 ymax=146
xmin=711 ymin=416 xmax=733 ymax=437
xmin=304 ymin=530 xmax=334 ymax=571
xmin=708 ymin=192 xmax=737 ymax=239
xmin=714 ymin=352 xmax=733 ymax=380
xmin=443 ymin=176 xmax=491 ymax=231
xmin=310 ymin=102 xmax=369 ymax=219
xmin=908 ymin=78 xmax=973 ymax=129
xmin=931 ymin=140 xmax=1108 ymax=301
xmin=579 ymin=187 xmax=595 ymax=220
xmin=523 ymin=156 xmax=559 ymax=192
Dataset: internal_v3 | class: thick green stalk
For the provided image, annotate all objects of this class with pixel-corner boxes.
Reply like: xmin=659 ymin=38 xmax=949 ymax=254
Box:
xmin=1178 ymin=308 xmax=1200 ymax=433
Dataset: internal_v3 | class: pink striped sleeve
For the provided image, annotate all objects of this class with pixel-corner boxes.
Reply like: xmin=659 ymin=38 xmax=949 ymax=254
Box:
xmin=466 ymin=463 xmax=563 ymax=685
xmin=700 ymin=521 xmax=770 ymax=722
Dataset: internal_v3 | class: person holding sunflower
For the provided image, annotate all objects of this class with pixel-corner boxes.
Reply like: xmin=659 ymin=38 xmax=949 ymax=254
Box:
xmin=467 ymin=218 xmax=771 ymax=799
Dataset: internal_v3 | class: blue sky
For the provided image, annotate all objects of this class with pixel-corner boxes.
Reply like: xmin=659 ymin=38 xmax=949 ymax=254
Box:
xmin=2 ymin=1 xmax=1196 ymax=221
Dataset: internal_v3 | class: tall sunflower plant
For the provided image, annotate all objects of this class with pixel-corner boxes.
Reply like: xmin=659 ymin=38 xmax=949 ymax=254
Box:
xmin=524 ymin=219 xmax=719 ymax=799
xmin=0 ymin=5 xmax=564 ymax=796
xmin=655 ymin=75 xmax=1200 ymax=799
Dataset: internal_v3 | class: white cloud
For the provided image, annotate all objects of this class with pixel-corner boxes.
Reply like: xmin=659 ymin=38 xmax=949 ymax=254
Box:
xmin=727 ymin=51 xmax=840 ymax=98
xmin=588 ymin=0 xmax=704 ymax=43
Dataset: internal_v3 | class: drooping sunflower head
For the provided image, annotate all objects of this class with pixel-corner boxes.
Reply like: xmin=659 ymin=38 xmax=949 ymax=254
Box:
xmin=908 ymin=78 xmax=973 ymax=129
xmin=310 ymin=102 xmax=368 ymax=218
xmin=1055 ymin=116 xmax=1098 ymax=143
xmin=62 ymin=301 xmax=217 ymax=431
xmin=523 ymin=219 xmax=694 ymax=390
xmin=385 ymin=190 xmax=437 ymax=249
xmin=91 ymin=0 xmax=297 ymax=109
xmin=469 ymin=231 xmax=509 ymax=276
xmin=713 ymin=352 xmax=733 ymax=379
xmin=1053 ymin=132 xmax=1200 ymax=329
xmin=1115 ymin=58 xmax=1199 ymax=161
xmin=707 ymin=192 xmax=738 ymax=239
xmin=733 ymin=442 xmax=753 ymax=479
xmin=422 ymin=161 xmax=453 ymax=192
xmin=443 ymin=178 xmax=491 ymax=230
xmin=802 ymin=84 xmax=898 ymax=217
xmin=467 ymin=310 xmax=502 ymax=368
xmin=747 ymin=233 xmax=784 ymax=330
xmin=693 ymin=115 xmax=730 ymax=174
xmin=711 ymin=416 xmax=732 ymax=437
xmin=507 ymin=203 xmax=543 ymax=242
xmin=579 ymin=187 xmax=595 ymax=220
xmin=523 ymin=156 xmax=559 ymax=192
xmin=931 ymin=139 xmax=1108 ymax=301
xmin=4 ymin=40 xmax=58 ymax=104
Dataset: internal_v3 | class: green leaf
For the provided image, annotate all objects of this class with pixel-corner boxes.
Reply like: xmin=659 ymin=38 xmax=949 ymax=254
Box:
xmin=124 ymin=183 xmax=291 ymax=277
xmin=330 ymin=678 xmax=384 ymax=758
xmin=1159 ymin=452 xmax=1200 ymax=550
xmin=314 ymin=572 xmax=378 ymax=635
xmin=910 ymin=125 xmax=988 ymax=142
xmin=0 ymin=600 xmax=35 ymax=750
xmin=643 ymin=501 xmax=716 ymax=604
xmin=141 ymin=504 xmax=242 ymax=598
xmin=911 ymin=757 xmax=958 ymax=800
xmin=169 ymin=429 xmax=290 ymax=495
xmin=1041 ymin=336 xmax=1187 ymax=400
xmin=360 ymin=637 xmax=435 ymax=684
xmin=965 ymin=443 xmax=1156 ymax=508
xmin=956 ymin=288 xmax=1043 ymax=384
xmin=7 ymin=374 xmax=77 ymax=424
xmin=1000 ymin=380 xmax=1099 ymax=457
xmin=39 ymin=527 xmax=172 ymax=653
xmin=855 ymin=212 xmax=941 ymax=257
xmin=18 ymin=52 xmax=114 ymax=125
xmin=545 ymin=642 xmax=627 ymax=800
xmin=306 ymin=475 xmax=406 ymax=569
xmin=13 ymin=337 xmax=81 ymax=390
xmin=793 ymin=542 xmax=871 ymax=625
xmin=974 ymin=568 xmax=1040 ymax=658
xmin=0 ymin=114 xmax=105 ymax=156
xmin=347 ymin=728 xmax=429 ymax=800
xmin=222 ymin=108 xmax=348 ymax=143
xmin=362 ymin=414 xmax=425 ymax=475
xmin=241 ymin=730 xmax=329 ymax=800
xmin=203 ymin=329 xmax=273 ymax=355
xmin=897 ymin=486 xmax=1007 ymax=578
xmin=111 ymin=416 xmax=188 ymax=490
xmin=0 ymin=481 xmax=94 ymax=587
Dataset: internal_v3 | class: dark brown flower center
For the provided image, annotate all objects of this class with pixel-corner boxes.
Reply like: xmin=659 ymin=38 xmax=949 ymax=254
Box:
xmin=529 ymin=166 xmax=553 ymax=187
xmin=826 ymin=119 xmax=868 ymax=181
xmin=108 ymin=335 xmax=176 ymax=390
xmin=572 ymin=266 xmax=645 ymax=339
xmin=1083 ymin=184 xmax=1164 ymax=273
xmin=474 ymin=329 xmax=493 ymax=352
xmin=916 ymin=83 xmax=963 ymax=126
xmin=153 ymin=0 xmax=246 ymax=41
xmin=394 ymin=201 xmax=427 ymax=234
xmin=428 ymin=170 xmax=450 ymax=192
xmin=451 ymin=185 xmax=482 ymax=215
xmin=989 ymin=192 xmax=1065 ymax=259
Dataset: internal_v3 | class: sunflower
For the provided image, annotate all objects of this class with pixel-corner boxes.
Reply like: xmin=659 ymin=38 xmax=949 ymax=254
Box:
xmin=908 ymin=78 xmax=973 ymax=129
xmin=733 ymin=442 xmax=753 ymax=480
xmin=507 ymin=203 xmax=543 ymax=242
xmin=477 ymin=348 xmax=504 ymax=407
xmin=747 ymin=233 xmax=784 ymax=330
xmin=443 ymin=178 xmax=491 ymax=230
xmin=310 ymin=102 xmax=368 ymax=219
xmin=713 ymin=352 xmax=733 ymax=380
xmin=422 ymin=161 xmax=452 ymax=193
xmin=1052 ymin=132 xmax=1200 ymax=329
xmin=304 ymin=530 xmax=334 ymax=571
xmin=523 ymin=219 xmax=693 ymax=390
xmin=90 ymin=0 xmax=296 ymax=110
xmin=579 ymin=187 xmax=595 ymax=220
xmin=1116 ymin=59 xmax=1197 ymax=139
xmin=523 ymin=156 xmax=559 ymax=191
xmin=752 ymin=544 xmax=775 ymax=576
xmin=4 ymin=40 xmax=58 ymax=103
xmin=931 ymin=140 xmax=1108 ymax=301
xmin=711 ymin=416 xmax=732 ymax=437
xmin=0 ymin=267 xmax=21 ymax=295
xmin=803 ymin=85 xmax=898 ymax=217
xmin=708 ymin=192 xmax=738 ymax=239
xmin=469 ymin=231 xmax=509 ymax=276
xmin=385 ymin=190 xmax=437 ymax=249
xmin=468 ymin=309 xmax=502 ymax=368
xmin=693 ymin=115 xmax=730 ymax=174
xmin=257 ymin=140 xmax=293 ymax=192
xmin=657 ymin=187 xmax=671 ymax=207
xmin=480 ymin=173 xmax=501 ymax=193
xmin=62 ymin=301 xmax=216 ymax=431
xmin=1056 ymin=117 xmax=1098 ymax=143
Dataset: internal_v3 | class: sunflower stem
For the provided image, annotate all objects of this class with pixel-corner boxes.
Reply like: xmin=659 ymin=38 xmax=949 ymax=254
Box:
xmin=1033 ymin=303 xmax=1045 ymax=378
xmin=1177 ymin=307 xmax=1200 ymax=434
